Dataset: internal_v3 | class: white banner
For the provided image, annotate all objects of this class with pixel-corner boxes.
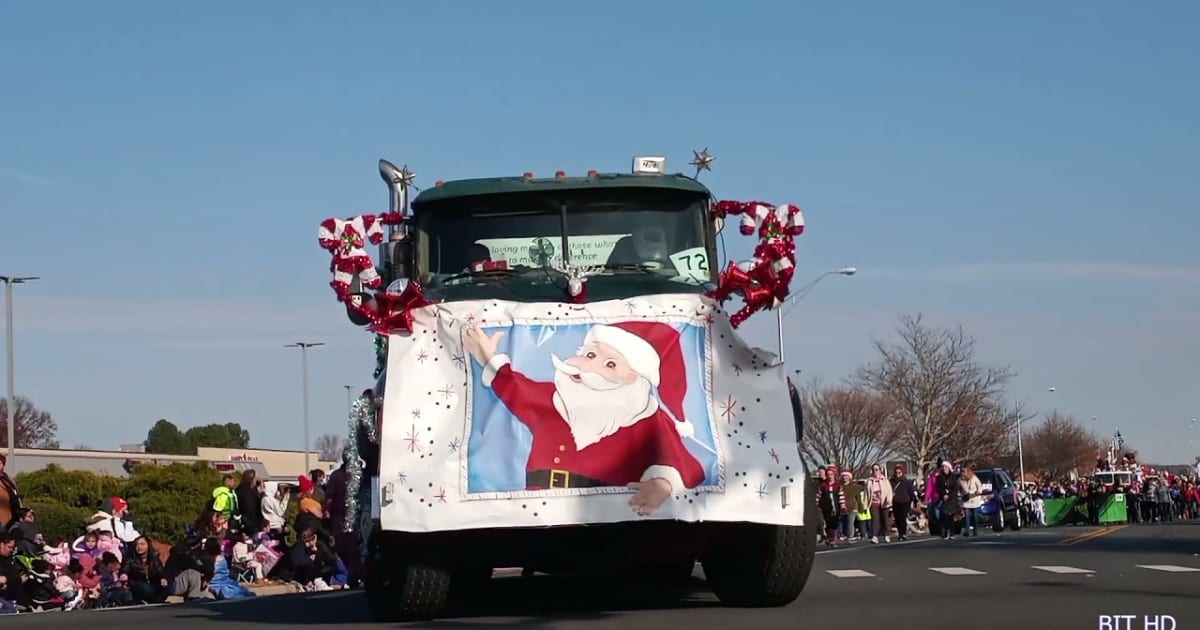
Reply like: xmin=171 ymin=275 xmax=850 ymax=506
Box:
xmin=378 ymin=294 xmax=805 ymax=532
xmin=475 ymin=235 xmax=629 ymax=267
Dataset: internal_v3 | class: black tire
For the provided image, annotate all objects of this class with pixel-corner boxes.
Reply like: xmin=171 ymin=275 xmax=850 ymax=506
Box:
xmin=702 ymin=502 xmax=818 ymax=607
xmin=1008 ymin=508 xmax=1022 ymax=531
xmin=992 ymin=509 xmax=1005 ymax=533
xmin=364 ymin=531 xmax=453 ymax=622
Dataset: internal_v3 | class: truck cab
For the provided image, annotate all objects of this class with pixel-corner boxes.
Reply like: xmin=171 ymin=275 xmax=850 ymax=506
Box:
xmin=329 ymin=157 xmax=817 ymax=621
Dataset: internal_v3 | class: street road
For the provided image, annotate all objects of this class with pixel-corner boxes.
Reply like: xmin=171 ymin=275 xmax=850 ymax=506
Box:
xmin=8 ymin=521 xmax=1199 ymax=629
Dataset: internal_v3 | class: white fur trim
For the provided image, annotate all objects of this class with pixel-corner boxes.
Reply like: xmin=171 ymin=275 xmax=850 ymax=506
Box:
xmin=481 ymin=354 xmax=511 ymax=388
xmin=642 ymin=465 xmax=686 ymax=494
xmin=674 ymin=419 xmax=695 ymax=439
xmin=586 ymin=325 xmax=660 ymax=387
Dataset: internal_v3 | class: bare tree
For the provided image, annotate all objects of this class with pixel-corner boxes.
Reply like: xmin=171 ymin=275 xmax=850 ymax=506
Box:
xmin=855 ymin=315 xmax=1015 ymax=475
xmin=1022 ymin=412 xmax=1104 ymax=480
xmin=315 ymin=433 xmax=343 ymax=462
xmin=799 ymin=380 xmax=898 ymax=477
xmin=0 ymin=396 xmax=60 ymax=449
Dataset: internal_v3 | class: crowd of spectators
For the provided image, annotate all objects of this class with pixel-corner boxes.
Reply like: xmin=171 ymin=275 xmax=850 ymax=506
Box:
xmin=0 ymin=452 xmax=363 ymax=615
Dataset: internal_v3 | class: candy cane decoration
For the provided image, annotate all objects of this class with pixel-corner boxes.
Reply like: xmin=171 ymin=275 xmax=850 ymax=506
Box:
xmin=709 ymin=200 xmax=806 ymax=327
xmin=317 ymin=213 xmax=402 ymax=299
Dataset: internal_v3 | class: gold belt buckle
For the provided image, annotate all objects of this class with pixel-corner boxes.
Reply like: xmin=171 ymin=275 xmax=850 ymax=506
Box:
xmin=549 ymin=469 xmax=570 ymax=488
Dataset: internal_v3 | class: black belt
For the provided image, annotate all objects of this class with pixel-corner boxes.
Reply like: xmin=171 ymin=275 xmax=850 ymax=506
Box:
xmin=526 ymin=469 xmax=608 ymax=489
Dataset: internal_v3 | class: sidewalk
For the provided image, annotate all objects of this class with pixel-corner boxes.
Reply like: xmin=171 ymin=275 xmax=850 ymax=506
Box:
xmin=165 ymin=582 xmax=298 ymax=604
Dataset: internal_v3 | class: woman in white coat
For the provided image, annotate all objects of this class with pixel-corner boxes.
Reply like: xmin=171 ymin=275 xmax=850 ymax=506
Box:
xmin=959 ymin=466 xmax=985 ymax=537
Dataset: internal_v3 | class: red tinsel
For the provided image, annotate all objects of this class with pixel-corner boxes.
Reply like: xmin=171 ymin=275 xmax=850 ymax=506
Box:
xmin=707 ymin=200 xmax=806 ymax=327
xmin=471 ymin=260 xmax=509 ymax=272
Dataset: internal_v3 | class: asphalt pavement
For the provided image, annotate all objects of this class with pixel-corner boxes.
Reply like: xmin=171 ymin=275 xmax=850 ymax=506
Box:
xmin=8 ymin=521 xmax=1200 ymax=629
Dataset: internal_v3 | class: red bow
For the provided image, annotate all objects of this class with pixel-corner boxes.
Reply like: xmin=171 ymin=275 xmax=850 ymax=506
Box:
xmin=371 ymin=282 xmax=432 ymax=334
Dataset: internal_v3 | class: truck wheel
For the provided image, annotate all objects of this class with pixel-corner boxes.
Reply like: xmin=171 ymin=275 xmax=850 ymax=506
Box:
xmin=702 ymin=503 xmax=818 ymax=607
xmin=1008 ymin=509 xmax=1022 ymax=531
xmin=992 ymin=509 xmax=1005 ymax=532
xmin=364 ymin=532 xmax=452 ymax=622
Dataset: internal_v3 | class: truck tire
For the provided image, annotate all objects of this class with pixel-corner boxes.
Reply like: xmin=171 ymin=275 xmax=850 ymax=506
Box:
xmin=364 ymin=531 xmax=452 ymax=622
xmin=702 ymin=502 xmax=818 ymax=607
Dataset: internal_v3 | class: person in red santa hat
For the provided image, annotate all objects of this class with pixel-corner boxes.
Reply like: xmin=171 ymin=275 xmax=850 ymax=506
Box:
xmin=464 ymin=321 xmax=707 ymax=516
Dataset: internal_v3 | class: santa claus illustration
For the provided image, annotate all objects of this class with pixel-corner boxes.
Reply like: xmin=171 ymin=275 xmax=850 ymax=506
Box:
xmin=463 ymin=321 xmax=707 ymax=516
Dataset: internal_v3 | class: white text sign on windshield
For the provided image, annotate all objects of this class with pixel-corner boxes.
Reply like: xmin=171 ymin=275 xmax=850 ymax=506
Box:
xmin=475 ymin=235 xmax=630 ymax=267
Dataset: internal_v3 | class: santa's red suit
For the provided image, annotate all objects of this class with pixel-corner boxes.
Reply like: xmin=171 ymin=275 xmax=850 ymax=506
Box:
xmin=479 ymin=321 xmax=706 ymax=493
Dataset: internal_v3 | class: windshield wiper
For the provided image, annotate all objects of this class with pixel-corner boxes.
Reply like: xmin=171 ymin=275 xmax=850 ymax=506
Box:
xmin=593 ymin=263 xmax=665 ymax=275
xmin=439 ymin=265 xmax=540 ymax=284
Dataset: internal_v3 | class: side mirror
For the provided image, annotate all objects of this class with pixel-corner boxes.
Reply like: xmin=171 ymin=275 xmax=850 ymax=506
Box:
xmin=380 ymin=237 xmax=415 ymax=282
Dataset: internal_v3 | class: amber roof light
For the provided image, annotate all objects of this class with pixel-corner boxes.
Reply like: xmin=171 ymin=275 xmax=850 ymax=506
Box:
xmin=522 ymin=172 xmax=533 ymax=180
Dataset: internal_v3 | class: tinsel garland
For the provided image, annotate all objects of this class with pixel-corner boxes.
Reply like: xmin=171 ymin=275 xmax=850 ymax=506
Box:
xmin=373 ymin=335 xmax=387 ymax=379
xmin=342 ymin=394 xmax=380 ymax=533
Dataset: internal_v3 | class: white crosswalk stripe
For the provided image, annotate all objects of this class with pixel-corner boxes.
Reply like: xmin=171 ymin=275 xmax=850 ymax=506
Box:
xmin=827 ymin=569 xmax=875 ymax=578
xmin=929 ymin=567 xmax=986 ymax=575
xmin=1136 ymin=565 xmax=1200 ymax=573
xmin=1032 ymin=565 xmax=1094 ymax=574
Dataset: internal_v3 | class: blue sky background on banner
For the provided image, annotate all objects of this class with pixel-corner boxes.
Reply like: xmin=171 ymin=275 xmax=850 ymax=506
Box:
xmin=466 ymin=323 xmax=717 ymax=493
xmin=2 ymin=2 xmax=1198 ymax=461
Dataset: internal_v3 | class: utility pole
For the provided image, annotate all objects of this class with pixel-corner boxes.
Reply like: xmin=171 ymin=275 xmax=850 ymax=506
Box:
xmin=343 ymin=385 xmax=354 ymax=416
xmin=285 ymin=342 xmax=324 ymax=472
xmin=2 ymin=275 xmax=38 ymax=460
xmin=776 ymin=267 xmax=856 ymax=363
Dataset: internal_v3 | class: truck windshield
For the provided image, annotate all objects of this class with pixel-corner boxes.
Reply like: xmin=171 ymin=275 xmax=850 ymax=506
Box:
xmin=413 ymin=190 xmax=713 ymax=302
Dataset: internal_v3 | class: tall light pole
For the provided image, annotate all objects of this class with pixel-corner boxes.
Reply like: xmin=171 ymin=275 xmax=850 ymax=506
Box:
xmin=343 ymin=385 xmax=354 ymax=416
xmin=776 ymin=266 xmax=856 ymax=363
xmin=285 ymin=342 xmax=324 ymax=472
xmin=2 ymin=275 xmax=38 ymax=460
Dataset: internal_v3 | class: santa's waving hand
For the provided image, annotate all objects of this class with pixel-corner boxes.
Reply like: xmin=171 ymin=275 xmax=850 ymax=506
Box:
xmin=464 ymin=322 xmax=706 ymax=517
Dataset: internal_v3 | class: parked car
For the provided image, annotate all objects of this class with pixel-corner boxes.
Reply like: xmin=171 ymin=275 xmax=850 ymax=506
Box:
xmin=975 ymin=468 xmax=1022 ymax=531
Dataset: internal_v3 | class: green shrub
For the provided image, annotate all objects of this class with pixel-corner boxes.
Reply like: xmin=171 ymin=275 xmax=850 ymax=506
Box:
xmin=15 ymin=462 xmax=226 ymax=545
xmin=26 ymin=498 xmax=90 ymax=543
xmin=15 ymin=465 xmax=124 ymax=510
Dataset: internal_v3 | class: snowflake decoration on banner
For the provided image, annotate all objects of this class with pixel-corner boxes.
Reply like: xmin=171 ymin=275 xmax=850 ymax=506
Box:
xmin=438 ymin=385 xmax=455 ymax=400
xmin=448 ymin=437 xmax=461 ymax=453
xmin=755 ymin=483 xmax=769 ymax=499
xmin=625 ymin=300 xmax=638 ymax=313
xmin=732 ymin=363 xmax=743 ymax=376
xmin=465 ymin=313 xmax=477 ymax=327
xmin=452 ymin=353 xmax=466 ymax=369
xmin=411 ymin=409 xmax=421 ymax=420
xmin=720 ymin=395 xmax=738 ymax=422
xmin=435 ymin=488 xmax=448 ymax=503
xmin=404 ymin=425 xmax=422 ymax=453
xmin=768 ymin=448 xmax=780 ymax=464
xmin=397 ymin=472 xmax=407 ymax=485
xmin=417 ymin=350 xmax=428 ymax=363
xmin=758 ymin=430 xmax=768 ymax=444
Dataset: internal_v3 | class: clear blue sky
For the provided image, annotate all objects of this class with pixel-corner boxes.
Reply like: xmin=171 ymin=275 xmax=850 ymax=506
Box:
xmin=2 ymin=2 xmax=1197 ymax=462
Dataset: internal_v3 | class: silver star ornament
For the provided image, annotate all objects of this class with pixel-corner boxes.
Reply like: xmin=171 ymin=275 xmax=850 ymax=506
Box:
xmin=689 ymin=148 xmax=714 ymax=176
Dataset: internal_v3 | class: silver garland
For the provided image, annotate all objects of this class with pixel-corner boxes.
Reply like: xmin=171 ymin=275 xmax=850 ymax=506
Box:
xmin=342 ymin=394 xmax=379 ymax=533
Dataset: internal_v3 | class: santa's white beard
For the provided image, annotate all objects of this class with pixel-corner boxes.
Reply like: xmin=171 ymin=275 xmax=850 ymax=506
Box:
xmin=551 ymin=355 xmax=657 ymax=450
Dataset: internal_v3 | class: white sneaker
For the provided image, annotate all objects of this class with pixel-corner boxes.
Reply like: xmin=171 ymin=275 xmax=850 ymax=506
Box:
xmin=311 ymin=578 xmax=333 ymax=591
xmin=870 ymin=536 xmax=878 ymax=544
xmin=884 ymin=536 xmax=891 ymax=543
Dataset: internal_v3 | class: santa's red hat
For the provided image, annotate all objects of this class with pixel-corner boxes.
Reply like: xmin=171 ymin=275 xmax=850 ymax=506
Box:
xmin=298 ymin=475 xmax=314 ymax=494
xmin=584 ymin=322 xmax=694 ymax=438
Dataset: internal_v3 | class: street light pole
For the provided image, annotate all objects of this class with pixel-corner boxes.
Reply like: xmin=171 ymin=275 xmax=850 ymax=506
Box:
xmin=285 ymin=342 xmax=324 ymax=472
xmin=1016 ymin=410 xmax=1026 ymax=490
xmin=2 ymin=275 xmax=38 ymax=460
xmin=776 ymin=267 xmax=856 ymax=363
xmin=343 ymin=385 xmax=354 ymax=416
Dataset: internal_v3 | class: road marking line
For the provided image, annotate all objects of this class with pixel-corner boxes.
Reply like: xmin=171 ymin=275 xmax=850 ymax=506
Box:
xmin=826 ymin=569 xmax=875 ymax=578
xmin=1136 ymin=565 xmax=1200 ymax=573
xmin=1032 ymin=565 xmax=1095 ymax=574
xmin=1060 ymin=525 xmax=1127 ymax=545
xmin=929 ymin=567 xmax=986 ymax=575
